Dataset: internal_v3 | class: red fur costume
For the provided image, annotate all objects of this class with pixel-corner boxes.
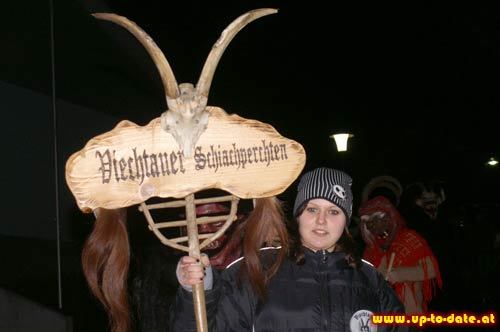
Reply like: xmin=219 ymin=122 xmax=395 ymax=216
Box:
xmin=359 ymin=196 xmax=442 ymax=313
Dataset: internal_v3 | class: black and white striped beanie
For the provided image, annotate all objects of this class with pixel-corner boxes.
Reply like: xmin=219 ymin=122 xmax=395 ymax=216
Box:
xmin=293 ymin=167 xmax=353 ymax=223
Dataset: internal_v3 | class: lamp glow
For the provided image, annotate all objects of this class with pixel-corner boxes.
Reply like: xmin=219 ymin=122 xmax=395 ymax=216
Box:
xmin=330 ymin=133 xmax=353 ymax=152
xmin=486 ymin=157 xmax=498 ymax=166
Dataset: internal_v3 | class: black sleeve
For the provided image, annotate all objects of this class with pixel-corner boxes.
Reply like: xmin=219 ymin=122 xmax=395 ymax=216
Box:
xmin=169 ymin=285 xmax=221 ymax=332
xmin=375 ymin=272 xmax=405 ymax=314
xmin=361 ymin=263 xmax=408 ymax=332
xmin=170 ymin=265 xmax=256 ymax=332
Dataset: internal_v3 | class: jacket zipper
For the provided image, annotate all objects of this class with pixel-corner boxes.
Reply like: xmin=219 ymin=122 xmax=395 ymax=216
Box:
xmin=320 ymin=250 xmax=330 ymax=331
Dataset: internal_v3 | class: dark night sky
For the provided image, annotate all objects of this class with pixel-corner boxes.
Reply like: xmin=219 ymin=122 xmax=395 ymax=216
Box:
xmin=2 ymin=0 xmax=499 ymax=208
xmin=0 ymin=0 xmax=499 ymax=323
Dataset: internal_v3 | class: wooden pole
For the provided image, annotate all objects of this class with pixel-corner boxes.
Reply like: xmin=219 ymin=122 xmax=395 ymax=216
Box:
xmin=185 ymin=194 xmax=208 ymax=332
xmin=385 ymin=252 xmax=396 ymax=281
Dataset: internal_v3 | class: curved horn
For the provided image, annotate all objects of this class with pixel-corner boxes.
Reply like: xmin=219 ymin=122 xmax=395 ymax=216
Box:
xmin=196 ymin=8 xmax=278 ymax=98
xmin=361 ymin=176 xmax=403 ymax=204
xmin=92 ymin=13 xmax=180 ymax=101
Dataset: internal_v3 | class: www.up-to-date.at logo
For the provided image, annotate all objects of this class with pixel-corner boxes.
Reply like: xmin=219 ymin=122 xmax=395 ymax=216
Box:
xmin=350 ymin=309 xmax=377 ymax=332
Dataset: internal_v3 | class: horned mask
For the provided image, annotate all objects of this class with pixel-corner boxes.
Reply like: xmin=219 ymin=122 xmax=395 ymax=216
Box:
xmin=93 ymin=9 xmax=277 ymax=157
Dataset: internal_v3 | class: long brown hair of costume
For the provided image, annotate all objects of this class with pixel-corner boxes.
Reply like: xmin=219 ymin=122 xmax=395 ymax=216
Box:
xmin=289 ymin=203 xmax=360 ymax=268
xmin=82 ymin=208 xmax=130 ymax=332
xmin=81 ymin=197 xmax=289 ymax=331
xmin=240 ymin=197 xmax=289 ymax=301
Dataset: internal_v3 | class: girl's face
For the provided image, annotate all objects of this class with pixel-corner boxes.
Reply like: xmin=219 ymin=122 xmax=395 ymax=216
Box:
xmin=298 ymin=198 xmax=346 ymax=252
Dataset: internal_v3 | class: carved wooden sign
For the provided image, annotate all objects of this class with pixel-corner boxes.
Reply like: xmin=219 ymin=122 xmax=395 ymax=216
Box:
xmin=66 ymin=107 xmax=306 ymax=212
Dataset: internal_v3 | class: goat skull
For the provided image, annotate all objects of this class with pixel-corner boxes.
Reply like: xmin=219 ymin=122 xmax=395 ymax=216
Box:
xmin=93 ymin=9 xmax=277 ymax=157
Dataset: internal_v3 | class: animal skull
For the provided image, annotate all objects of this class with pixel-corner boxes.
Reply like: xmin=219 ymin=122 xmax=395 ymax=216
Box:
xmin=160 ymin=83 xmax=209 ymax=157
xmin=93 ymin=9 xmax=277 ymax=157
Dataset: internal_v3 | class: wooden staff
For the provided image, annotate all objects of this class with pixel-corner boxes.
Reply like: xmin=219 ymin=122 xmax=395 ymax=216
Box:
xmin=385 ymin=252 xmax=396 ymax=281
xmin=140 ymin=194 xmax=239 ymax=332
xmin=185 ymin=193 xmax=208 ymax=332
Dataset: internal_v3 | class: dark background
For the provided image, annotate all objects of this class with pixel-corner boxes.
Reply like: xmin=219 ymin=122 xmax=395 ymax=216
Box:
xmin=1 ymin=0 xmax=498 ymax=331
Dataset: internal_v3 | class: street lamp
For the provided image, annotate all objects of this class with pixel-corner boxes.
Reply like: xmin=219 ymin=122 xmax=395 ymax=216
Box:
xmin=330 ymin=133 xmax=354 ymax=152
xmin=486 ymin=157 xmax=498 ymax=167
xmin=330 ymin=133 xmax=353 ymax=171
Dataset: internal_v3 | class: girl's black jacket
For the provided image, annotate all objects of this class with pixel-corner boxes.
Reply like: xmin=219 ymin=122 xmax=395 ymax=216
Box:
xmin=171 ymin=248 xmax=406 ymax=331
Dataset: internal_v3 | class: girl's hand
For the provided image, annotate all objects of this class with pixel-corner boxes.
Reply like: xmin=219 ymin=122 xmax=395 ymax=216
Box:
xmin=177 ymin=254 xmax=211 ymax=287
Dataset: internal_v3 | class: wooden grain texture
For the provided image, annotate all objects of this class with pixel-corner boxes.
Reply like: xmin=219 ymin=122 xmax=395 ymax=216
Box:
xmin=66 ymin=107 xmax=306 ymax=212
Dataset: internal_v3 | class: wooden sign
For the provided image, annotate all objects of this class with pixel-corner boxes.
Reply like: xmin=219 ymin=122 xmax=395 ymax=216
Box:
xmin=66 ymin=107 xmax=306 ymax=212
